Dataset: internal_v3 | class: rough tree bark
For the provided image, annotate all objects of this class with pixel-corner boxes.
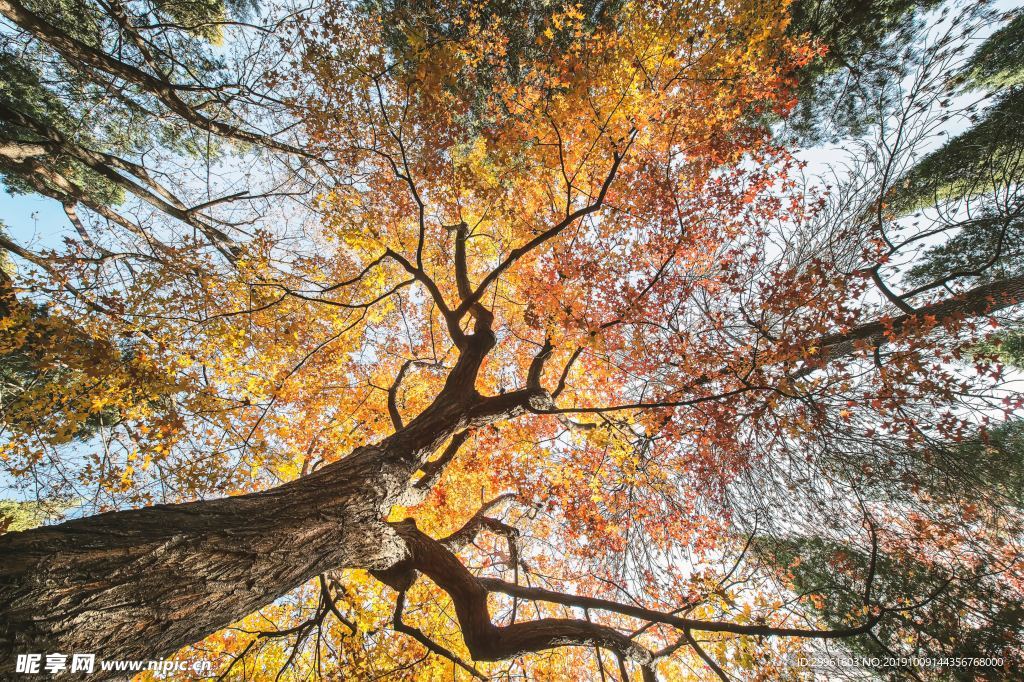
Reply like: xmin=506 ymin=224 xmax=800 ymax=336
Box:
xmin=1 ymin=444 xmax=406 ymax=663
xmin=0 ymin=329 xmax=535 ymax=667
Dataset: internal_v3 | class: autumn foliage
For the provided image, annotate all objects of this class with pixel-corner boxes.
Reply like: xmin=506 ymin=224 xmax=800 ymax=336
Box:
xmin=1 ymin=0 xmax=1022 ymax=679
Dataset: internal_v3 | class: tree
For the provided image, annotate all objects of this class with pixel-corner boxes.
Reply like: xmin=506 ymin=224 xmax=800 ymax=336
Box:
xmin=785 ymin=0 xmax=943 ymax=143
xmin=755 ymin=419 xmax=1024 ymax=679
xmin=0 ymin=0 xmax=303 ymax=263
xmin=749 ymin=4 xmax=1024 ymax=677
xmin=1 ymin=0 xmax=1022 ymax=679
xmin=895 ymin=8 xmax=1024 ymax=283
xmin=0 ymin=498 xmax=68 ymax=534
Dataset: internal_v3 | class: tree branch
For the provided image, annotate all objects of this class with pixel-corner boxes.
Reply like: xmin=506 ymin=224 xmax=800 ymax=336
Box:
xmin=392 ymin=590 xmax=485 ymax=679
xmin=796 ymin=273 xmax=1024 ymax=376
xmin=456 ymin=132 xmax=636 ymax=319
xmin=388 ymin=519 xmax=656 ymax=668
xmin=414 ymin=431 xmax=471 ymax=491
xmin=0 ymin=0 xmax=306 ymax=156
xmin=476 ymin=577 xmax=884 ymax=640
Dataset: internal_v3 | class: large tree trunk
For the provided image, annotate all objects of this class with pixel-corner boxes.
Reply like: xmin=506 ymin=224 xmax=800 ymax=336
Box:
xmin=0 ymin=389 xmax=479 ymax=665
xmin=0 ymin=328 xmax=525 ymax=669
xmin=0 ymin=445 xmax=405 ymax=665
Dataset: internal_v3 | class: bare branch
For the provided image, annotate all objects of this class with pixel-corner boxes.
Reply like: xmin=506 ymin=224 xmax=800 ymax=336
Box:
xmin=683 ymin=630 xmax=729 ymax=682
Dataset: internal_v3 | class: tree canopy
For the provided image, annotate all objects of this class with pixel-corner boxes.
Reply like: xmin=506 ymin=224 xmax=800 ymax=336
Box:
xmin=0 ymin=0 xmax=1022 ymax=680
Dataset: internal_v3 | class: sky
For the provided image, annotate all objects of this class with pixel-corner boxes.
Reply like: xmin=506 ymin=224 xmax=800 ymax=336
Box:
xmin=1 ymin=184 xmax=71 ymax=247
